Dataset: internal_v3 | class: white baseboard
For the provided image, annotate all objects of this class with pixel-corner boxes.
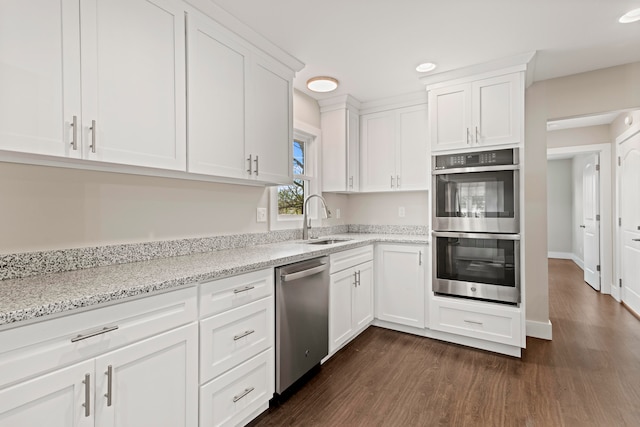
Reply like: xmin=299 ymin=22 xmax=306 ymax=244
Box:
xmin=548 ymin=251 xmax=572 ymax=259
xmin=526 ymin=320 xmax=553 ymax=340
xmin=571 ymin=254 xmax=584 ymax=270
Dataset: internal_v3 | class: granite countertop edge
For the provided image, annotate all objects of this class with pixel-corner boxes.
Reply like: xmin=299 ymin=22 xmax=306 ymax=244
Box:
xmin=0 ymin=233 xmax=429 ymax=329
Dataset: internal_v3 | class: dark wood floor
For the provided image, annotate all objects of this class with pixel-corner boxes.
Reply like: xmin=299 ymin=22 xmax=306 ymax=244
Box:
xmin=251 ymin=259 xmax=640 ymax=426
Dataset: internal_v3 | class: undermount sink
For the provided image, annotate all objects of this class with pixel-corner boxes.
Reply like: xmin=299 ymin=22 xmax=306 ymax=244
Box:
xmin=305 ymin=239 xmax=352 ymax=245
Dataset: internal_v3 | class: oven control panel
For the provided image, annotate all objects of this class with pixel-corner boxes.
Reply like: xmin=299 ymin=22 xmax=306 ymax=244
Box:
xmin=434 ymin=148 xmax=517 ymax=170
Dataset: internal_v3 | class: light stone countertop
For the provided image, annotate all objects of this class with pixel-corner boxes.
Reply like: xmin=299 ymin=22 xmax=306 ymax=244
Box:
xmin=0 ymin=233 xmax=429 ymax=329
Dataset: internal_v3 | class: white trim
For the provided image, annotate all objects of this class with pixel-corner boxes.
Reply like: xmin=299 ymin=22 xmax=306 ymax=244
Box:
xmin=358 ymin=91 xmax=428 ymax=115
xmin=548 ymin=251 xmax=573 ymax=259
xmin=526 ymin=320 xmax=553 ymax=340
xmin=571 ymin=254 xmax=584 ymax=270
xmin=547 ymin=142 xmax=613 ymax=295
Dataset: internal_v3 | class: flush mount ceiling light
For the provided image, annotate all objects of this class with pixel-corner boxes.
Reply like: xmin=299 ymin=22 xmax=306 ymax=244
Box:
xmin=307 ymin=76 xmax=339 ymax=93
xmin=619 ymin=8 xmax=640 ymax=23
xmin=416 ymin=62 xmax=437 ymax=73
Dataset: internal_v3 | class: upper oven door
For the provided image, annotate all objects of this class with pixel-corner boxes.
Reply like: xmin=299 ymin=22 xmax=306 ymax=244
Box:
xmin=432 ymin=165 xmax=519 ymax=233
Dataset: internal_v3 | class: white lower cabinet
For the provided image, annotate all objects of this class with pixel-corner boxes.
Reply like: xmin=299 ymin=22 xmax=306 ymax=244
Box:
xmin=198 ymin=268 xmax=275 ymax=426
xmin=376 ymin=244 xmax=427 ymax=328
xmin=0 ymin=287 xmax=198 ymax=427
xmin=429 ymin=295 xmax=522 ymax=347
xmin=329 ymin=246 xmax=374 ymax=354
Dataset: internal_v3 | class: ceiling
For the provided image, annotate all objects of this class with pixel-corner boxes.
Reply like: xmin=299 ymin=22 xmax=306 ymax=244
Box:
xmin=210 ymin=0 xmax=640 ymax=103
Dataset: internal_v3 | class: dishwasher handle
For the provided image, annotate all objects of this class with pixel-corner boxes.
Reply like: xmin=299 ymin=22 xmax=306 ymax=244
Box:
xmin=280 ymin=263 xmax=328 ymax=282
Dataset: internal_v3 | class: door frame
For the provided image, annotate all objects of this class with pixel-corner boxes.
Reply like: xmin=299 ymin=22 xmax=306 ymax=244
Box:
xmin=547 ymin=143 xmax=613 ymax=296
xmin=615 ymin=126 xmax=640 ymax=305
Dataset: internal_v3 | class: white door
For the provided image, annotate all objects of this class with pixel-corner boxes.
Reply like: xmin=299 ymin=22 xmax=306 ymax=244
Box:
xmin=353 ymin=261 xmax=374 ymax=330
xmin=329 ymin=267 xmax=356 ymax=353
xmin=81 ymin=0 xmax=187 ymax=170
xmin=94 ymin=324 xmax=198 ymax=427
xmin=619 ymin=132 xmax=640 ymax=316
xmin=428 ymin=83 xmax=471 ymax=152
xmin=583 ymin=154 xmax=601 ymax=290
xmin=396 ymin=105 xmax=429 ymax=191
xmin=246 ymin=57 xmax=292 ymax=184
xmin=0 ymin=0 xmax=82 ymax=158
xmin=0 ymin=360 xmax=94 ymax=427
xmin=376 ymin=245 xmax=426 ymax=328
xmin=360 ymin=111 xmax=396 ymax=191
xmin=187 ymin=12 xmax=248 ymax=179
xmin=471 ymin=73 xmax=521 ymax=146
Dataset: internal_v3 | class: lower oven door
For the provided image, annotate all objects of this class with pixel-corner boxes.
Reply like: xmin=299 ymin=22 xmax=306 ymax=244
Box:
xmin=432 ymin=231 xmax=520 ymax=304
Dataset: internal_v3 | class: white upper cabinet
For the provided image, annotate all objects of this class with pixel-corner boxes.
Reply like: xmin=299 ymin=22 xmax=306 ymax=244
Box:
xmin=187 ymin=13 xmax=248 ymax=179
xmin=321 ymin=100 xmax=360 ymax=192
xmin=187 ymin=11 xmax=293 ymax=184
xmin=0 ymin=0 xmax=82 ymax=159
xmin=81 ymin=0 xmax=187 ymax=170
xmin=360 ymin=104 xmax=428 ymax=192
xmin=429 ymin=72 xmax=522 ymax=152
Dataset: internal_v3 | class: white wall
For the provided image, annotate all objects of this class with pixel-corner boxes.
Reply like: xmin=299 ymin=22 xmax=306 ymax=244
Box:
xmin=547 ymin=125 xmax=610 ymax=149
xmin=547 ymin=159 xmax=573 ymax=254
xmin=347 ymin=192 xmax=429 ymax=226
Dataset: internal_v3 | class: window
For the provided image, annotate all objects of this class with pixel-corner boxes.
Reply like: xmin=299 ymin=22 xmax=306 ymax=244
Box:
xmin=269 ymin=123 xmax=320 ymax=230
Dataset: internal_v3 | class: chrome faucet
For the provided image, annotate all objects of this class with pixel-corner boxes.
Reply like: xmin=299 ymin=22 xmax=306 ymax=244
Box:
xmin=302 ymin=194 xmax=331 ymax=240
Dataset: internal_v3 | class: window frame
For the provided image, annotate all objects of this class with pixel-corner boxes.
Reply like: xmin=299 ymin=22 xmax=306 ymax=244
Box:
xmin=269 ymin=121 xmax=322 ymax=231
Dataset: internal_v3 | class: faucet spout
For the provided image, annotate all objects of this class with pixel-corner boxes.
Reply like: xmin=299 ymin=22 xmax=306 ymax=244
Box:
xmin=302 ymin=194 xmax=331 ymax=240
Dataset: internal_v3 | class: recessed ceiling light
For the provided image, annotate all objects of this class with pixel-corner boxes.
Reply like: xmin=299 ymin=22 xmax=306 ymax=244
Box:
xmin=307 ymin=76 xmax=339 ymax=93
xmin=619 ymin=8 xmax=640 ymax=23
xmin=416 ymin=62 xmax=437 ymax=73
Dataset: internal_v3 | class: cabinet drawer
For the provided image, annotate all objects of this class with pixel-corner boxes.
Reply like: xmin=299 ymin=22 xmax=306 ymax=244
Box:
xmin=330 ymin=245 xmax=373 ymax=274
xmin=0 ymin=287 xmax=197 ymax=389
xmin=200 ymin=349 xmax=274 ymax=427
xmin=200 ymin=297 xmax=274 ymax=384
xmin=430 ymin=297 xmax=521 ymax=346
xmin=199 ymin=269 xmax=273 ymax=318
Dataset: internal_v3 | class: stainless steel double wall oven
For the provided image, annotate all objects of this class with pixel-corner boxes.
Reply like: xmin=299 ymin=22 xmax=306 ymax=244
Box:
xmin=432 ymin=148 xmax=521 ymax=304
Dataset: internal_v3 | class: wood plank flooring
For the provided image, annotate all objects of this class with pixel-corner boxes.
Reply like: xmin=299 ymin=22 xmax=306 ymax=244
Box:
xmin=250 ymin=259 xmax=640 ymax=426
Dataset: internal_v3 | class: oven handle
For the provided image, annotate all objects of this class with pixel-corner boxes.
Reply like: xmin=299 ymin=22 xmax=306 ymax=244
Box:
xmin=432 ymin=231 xmax=521 ymax=240
xmin=432 ymin=164 xmax=519 ymax=175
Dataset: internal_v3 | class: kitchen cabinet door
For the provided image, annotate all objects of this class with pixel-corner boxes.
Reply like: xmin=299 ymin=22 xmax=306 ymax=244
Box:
xmin=397 ymin=105 xmax=429 ymax=190
xmin=245 ymin=55 xmax=293 ymax=184
xmin=187 ymin=12 xmax=248 ymax=179
xmin=321 ymin=108 xmax=359 ymax=192
xmin=94 ymin=323 xmax=198 ymax=427
xmin=376 ymin=244 xmax=426 ymax=328
xmin=80 ymin=0 xmax=187 ymax=170
xmin=0 ymin=0 xmax=81 ymax=159
xmin=472 ymin=73 xmax=521 ymax=147
xmin=353 ymin=261 xmax=374 ymax=330
xmin=360 ymin=111 xmax=397 ymax=192
xmin=0 ymin=360 xmax=94 ymax=427
xmin=329 ymin=267 xmax=356 ymax=353
xmin=428 ymin=83 xmax=472 ymax=152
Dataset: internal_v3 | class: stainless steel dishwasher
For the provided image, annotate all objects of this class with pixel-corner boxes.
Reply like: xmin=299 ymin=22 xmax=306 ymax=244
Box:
xmin=275 ymin=256 xmax=329 ymax=395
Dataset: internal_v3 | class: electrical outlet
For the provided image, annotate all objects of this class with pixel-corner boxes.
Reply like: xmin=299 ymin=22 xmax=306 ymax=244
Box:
xmin=335 ymin=208 xmax=341 ymax=219
xmin=398 ymin=207 xmax=405 ymax=218
xmin=256 ymin=207 xmax=267 ymax=223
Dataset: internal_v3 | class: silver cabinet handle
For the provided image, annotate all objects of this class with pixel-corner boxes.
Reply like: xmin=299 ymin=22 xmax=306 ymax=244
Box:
xmin=356 ymin=270 xmax=361 ymax=286
xmin=89 ymin=120 xmax=96 ymax=153
xmin=234 ymin=330 xmax=255 ymax=341
xmin=104 ymin=365 xmax=113 ymax=407
xmin=466 ymin=128 xmax=470 ymax=144
xmin=349 ymin=176 xmax=353 ymax=189
xmin=579 ymin=225 xmax=586 ymax=228
xmin=633 ymin=238 xmax=640 ymax=242
xmin=246 ymin=154 xmax=252 ymax=175
xmin=70 ymin=115 xmax=78 ymax=150
xmin=82 ymin=373 xmax=91 ymax=417
xmin=391 ymin=175 xmax=394 ymax=189
xmin=71 ymin=325 xmax=119 ymax=342
xmin=475 ymin=126 xmax=480 ymax=143
xmin=233 ymin=285 xmax=255 ymax=294
xmin=254 ymin=155 xmax=259 ymax=176
xmin=233 ymin=387 xmax=255 ymax=403
xmin=419 ymin=251 xmax=422 ymax=266
xmin=353 ymin=271 xmax=357 ymax=287
xmin=464 ymin=320 xmax=483 ymax=325
xmin=396 ymin=175 xmax=400 ymax=188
